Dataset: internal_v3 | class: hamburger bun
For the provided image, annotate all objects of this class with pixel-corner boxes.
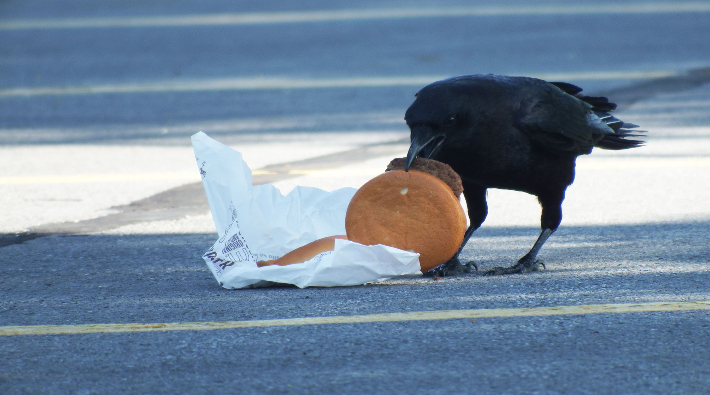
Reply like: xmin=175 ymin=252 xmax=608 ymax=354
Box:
xmin=345 ymin=160 xmax=466 ymax=272
xmin=257 ymin=235 xmax=348 ymax=267
xmin=386 ymin=157 xmax=463 ymax=198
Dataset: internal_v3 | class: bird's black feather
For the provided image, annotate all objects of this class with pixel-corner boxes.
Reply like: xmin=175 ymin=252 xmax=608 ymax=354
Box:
xmin=549 ymin=81 xmax=583 ymax=95
xmin=404 ymin=74 xmax=647 ymax=275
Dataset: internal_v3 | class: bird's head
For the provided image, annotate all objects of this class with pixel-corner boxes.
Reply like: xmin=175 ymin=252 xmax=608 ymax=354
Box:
xmin=404 ymin=78 xmax=472 ymax=171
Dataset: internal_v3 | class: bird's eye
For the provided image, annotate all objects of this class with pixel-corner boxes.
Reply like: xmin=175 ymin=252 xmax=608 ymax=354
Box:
xmin=445 ymin=115 xmax=456 ymax=126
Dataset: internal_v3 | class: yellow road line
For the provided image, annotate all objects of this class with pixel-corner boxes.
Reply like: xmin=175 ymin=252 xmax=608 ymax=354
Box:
xmin=0 ymin=71 xmax=678 ymax=97
xmin=2 ymin=3 xmax=710 ymax=30
xmin=0 ymin=172 xmax=199 ymax=185
xmin=2 ymin=301 xmax=708 ymax=337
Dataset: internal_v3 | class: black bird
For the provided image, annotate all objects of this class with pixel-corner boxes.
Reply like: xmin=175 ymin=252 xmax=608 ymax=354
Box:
xmin=404 ymin=74 xmax=645 ymax=275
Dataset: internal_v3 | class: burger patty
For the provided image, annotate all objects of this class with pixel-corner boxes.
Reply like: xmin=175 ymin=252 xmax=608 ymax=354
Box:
xmin=385 ymin=157 xmax=463 ymax=198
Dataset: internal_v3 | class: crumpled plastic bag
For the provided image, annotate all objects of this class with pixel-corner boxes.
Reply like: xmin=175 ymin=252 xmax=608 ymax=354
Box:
xmin=191 ymin=132 xmax=421 ymax=289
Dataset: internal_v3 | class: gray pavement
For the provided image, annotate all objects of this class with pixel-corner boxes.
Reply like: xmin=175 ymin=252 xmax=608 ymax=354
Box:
xmin=1 ymin=1 xmax=710 ymax=394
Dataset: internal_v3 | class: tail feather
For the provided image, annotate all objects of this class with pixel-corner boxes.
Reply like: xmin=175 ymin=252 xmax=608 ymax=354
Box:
xmin=597 ymin=125 xmax=647 ymax=150
xmin=581 ymin=96 xmax=617 ymax=112
xmin=606 ymin=119 xmax=624 ymax=130
xmin=596 ymin=134 xmax=645 ymax=150
xmin=550 ymin=79 xmax=646 ymax=151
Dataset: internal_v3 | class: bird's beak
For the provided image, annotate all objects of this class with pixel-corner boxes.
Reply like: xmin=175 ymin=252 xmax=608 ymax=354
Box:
xmin=405 ymin=130 xmax=446 ymax=171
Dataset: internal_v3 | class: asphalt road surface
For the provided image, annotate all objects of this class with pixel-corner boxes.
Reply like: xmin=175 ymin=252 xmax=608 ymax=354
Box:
xmin=1 ymin=1 xmax=709 ymax=394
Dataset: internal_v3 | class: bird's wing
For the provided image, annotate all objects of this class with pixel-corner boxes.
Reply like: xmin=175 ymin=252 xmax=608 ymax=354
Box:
xmin=515 ymin=83 xmax=612 ymax=156
xmin=548 ymin=81 xmax=583 ymax=95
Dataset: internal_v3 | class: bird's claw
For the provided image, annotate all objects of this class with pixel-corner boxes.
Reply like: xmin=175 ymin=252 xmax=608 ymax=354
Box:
xmin=424 ymin=257 xmax=478 ymax=277
xmin=485 ymin=258 xmax=545 ymax=275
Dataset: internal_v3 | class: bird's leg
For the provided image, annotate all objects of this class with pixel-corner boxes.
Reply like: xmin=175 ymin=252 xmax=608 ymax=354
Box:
xmin=485 ymin=228 xmax=554 ymax=275
xmin=424 ymin=184 xmax=486 ymax=277
xmin=486 ymin=190 xmax=564 ymax=275
xmin=424 ymin=225 xmax=478 ymax=277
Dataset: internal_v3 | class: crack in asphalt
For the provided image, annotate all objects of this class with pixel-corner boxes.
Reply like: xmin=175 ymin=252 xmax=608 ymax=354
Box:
xmin=0 ymin=139 xmax=408 ymax=247
xmin=599 ymin=66 xmax=710 ymax=108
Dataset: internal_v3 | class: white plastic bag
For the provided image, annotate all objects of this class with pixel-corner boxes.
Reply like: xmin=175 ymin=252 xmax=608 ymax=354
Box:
xmin=191 ymin=132 xmax=421 ymax=289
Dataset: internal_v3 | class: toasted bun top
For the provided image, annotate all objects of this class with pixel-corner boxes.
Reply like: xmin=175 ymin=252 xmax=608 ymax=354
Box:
xmin=345 ymin=168 xmax=466 ymax=272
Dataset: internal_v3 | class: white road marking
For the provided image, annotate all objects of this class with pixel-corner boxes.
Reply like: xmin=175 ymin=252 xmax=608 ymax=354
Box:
xmin=2 ymin=3 xmax=709 ymax=30
xmin=0 ymin=172 xmax=198 ymax=185
xmin=0 ymin=71 xmax=678 ymax=97
xmin=3 ymin=156 xmax=707 ymax=185
xmin=576 ymin=157 xmax=710 ymax=170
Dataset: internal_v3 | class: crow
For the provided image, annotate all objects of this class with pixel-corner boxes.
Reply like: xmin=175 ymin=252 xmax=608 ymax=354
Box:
xmin=404 ymin=74 xmax=645 ymax=275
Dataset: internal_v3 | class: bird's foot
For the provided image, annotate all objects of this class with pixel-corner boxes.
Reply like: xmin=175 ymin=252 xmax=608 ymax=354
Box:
xmin=485 ymin=257 xmax=545 ymax=275
xmin=424 ymin=256 xmax=478 ymax=277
